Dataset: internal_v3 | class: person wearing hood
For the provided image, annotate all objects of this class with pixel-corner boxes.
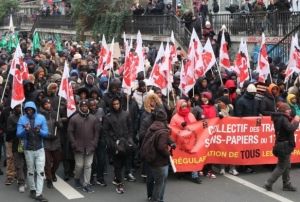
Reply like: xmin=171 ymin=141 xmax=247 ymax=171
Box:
xmin=264 ymin=103 xmax=299 ymax=192
xmin=34 ymin=67 xmax=47 ymax=90
xmin=98 ymin=76 xmax=108 ymax=98
xmin=259 ymin=83 xmax=283 ymax=116
xmin=33 ymin=89 xmax=46 ymax=110
xmin=287 ymin=94 xmax=300 ymax=116
xmin=224 ymin=79 xmax=237 ymax=104
xmin=170 ymin=99 xmax=202 ymax=183
xmin=89 ymin=86 xmax=105 ymax=109
xmin=45 ymin=82 xmax=60 ymax=111
xmin=39 ymin=98 xmax=63 ymax=189
xmin=133 ymin=80 xmax=147 ymax=110
xmin=84 ymin=73 xmax=98 ymax=92
xmin=23 ymin=80 xmax=36 ymax=102
xmin=103 ymin=78 xmax=127 ymax=113
xmin=68 ymin=100 xmax=99 ymax=193
xmin=17 ymin=101 xmax=49 ymax=202
xmin=200 ymin=91 xmax=217 ymax=119
xmin=103 ymin=97 xmax=134 ymax=194
xmin=88 ymin=99 xmax=107 ymax=186
xmin=235 ymin=84 xmax=259 ymax=117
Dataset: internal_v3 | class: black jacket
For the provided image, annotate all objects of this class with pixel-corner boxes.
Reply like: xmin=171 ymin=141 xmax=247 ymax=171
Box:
xmin=146 ymin=121 xmax=170 ymax=167
xmin=103 ymin=108 xmax=133 ymax=154
xmin=271 ymin=112 xmax=299 ymax=148
xmin=235 ymin=92 xmax=259 ymax=116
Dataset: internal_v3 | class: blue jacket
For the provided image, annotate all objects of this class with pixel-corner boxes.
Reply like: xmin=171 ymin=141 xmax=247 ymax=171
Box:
xmin=17 ymin=101 xmax=48 ymax=151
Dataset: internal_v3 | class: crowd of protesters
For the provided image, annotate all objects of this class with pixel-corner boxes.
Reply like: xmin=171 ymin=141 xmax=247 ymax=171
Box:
xmin=0 ymin=24 xmax=299 ymax=201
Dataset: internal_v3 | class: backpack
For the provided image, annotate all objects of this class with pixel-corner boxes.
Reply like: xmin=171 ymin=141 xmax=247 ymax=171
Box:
xmin=140 ymin=128 xmax=168 ymax=163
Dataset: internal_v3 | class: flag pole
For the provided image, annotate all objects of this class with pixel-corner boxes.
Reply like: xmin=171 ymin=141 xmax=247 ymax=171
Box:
xmin=126 ymin=94 xmax=130 ymax=112
xmin=215 ymin=62 xmax=224 ymax=86
xmin=106 ymin=70 xmax=111 ymax=91
xmin=1 ymin=74 xmax=10 ymax=103
xmin=54 ymin=95 xmax=62 ymax=136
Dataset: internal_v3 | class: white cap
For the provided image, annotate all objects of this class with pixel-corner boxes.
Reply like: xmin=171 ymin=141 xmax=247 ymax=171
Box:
xmin=205 ymin=21 xmax=211 ymax=26
xmin=247 ymin=84 xmax=257 ymax=93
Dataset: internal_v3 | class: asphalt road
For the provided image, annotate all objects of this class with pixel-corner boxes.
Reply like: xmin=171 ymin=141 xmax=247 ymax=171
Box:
xmin=0 ymin=164 xmax=299 ymax=202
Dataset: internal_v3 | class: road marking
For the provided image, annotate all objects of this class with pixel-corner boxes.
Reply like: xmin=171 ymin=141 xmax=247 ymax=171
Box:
xmin=224 ymin=174 xmax=294 ymax=202
xmin=53 ymin=175 xmax=84 ymax=200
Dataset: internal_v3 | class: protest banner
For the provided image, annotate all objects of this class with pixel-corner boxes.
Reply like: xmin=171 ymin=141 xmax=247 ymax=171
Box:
xmin=170 ymin=116 xmax=300 ymax=172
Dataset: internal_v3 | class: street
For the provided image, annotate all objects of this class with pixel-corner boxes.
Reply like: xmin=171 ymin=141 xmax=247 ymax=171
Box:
xmin=0 ymin=164 xmax=299 ymax=202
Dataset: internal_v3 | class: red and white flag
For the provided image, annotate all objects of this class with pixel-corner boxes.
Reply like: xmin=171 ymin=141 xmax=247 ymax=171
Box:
xmin=170 ymin=31 xmax=177 ymax=64
xmin=10 ymin=44 xmax=29 ymax=109
xmin=234 ymin=38 xmax=250 ymax=87
xmin=189 ymin=28 xmax=204 ymax=79
xmin=285 ymin=34 xmax=300 ymax=83
xmin=161 ymin=42 xmax=173 ymax=95
xmin=9 ymin=43 xmax=24 ymax=76
xmin=219 ymin=30 xmax=231 ymax=70
xmin=104 ymin=38 xmax=114 ymax=71
xmin=58 ymin=61 xmax=76 ymax=117
xmin=135 ymin=31 xmax=145 ymax=75
xmin=199 ymin=38 xmax=216 ymax=77
xmin=11 ymin=68 xmax=25 ymax=109
xmin=149 ymin=42 xmax=166 ymax=90
xmin=256 ymin=33 xmax=270 ymax=82
xmin=179 ymin=34 xmax=197 ymax=95
xmin=97 ymin=35 xmax=109 ymax=76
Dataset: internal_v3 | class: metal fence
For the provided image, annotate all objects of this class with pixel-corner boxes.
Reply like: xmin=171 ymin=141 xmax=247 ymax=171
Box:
xmin=123 ymin=15 xmax=192 ymax=49
xmin=210 ymin=11 xmax=300 ymax=37
xmin=32 ymin=15 xmax=75 ymax=31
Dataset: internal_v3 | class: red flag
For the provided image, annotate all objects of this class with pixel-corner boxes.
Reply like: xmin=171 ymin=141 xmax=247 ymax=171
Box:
xmin=234 ymin=39 xmax=250 ymax=87
xmin=104 ymin=38 xmax=114 ymax=71
xmin=256 ymin=33 xmax=270 ymax=82
xmin=197 ymin=38 xmax=216 ymax=78
xmin=10 ymin=44 xmax=29 ymax=109
xmin=97 ymin=35 xmax=109 ymax=76
xmin=11 ymin=68 xmax=25 ymax=109
xmin=219 ymin=30 xmax=231 ymax=69
xmin=58 ymin=61 xmax=76 ymax=117
xmin=149 ymin=42 xmax=166 ymax=91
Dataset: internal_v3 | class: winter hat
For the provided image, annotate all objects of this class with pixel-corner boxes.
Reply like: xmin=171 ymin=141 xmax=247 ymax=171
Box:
xmin=287 ymin=94 xmax=296 ymax=105
xmin=41 ymin=98 xmax=51 ymax=107
xmin=201 ymin=91 xmax=212 ymax=100
xmin=154 ymin=107 xmax=168 ymax=122
xmin=277 ymin=102 xmax=291 ymax=112
xmin=47 ymin=83 xmax=58 ymax=92
xmin=205 ymin=21 xmax=211 ymax=27
xmin=79 ymin=100 xmax=88 ymax=107
xmin=217 ymin=96 xmax=231 ymax=105
xmin=51 ymin=73 xmax=62 ymax=82
xmin=246 ymin=84 xmax=257 ymax=93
